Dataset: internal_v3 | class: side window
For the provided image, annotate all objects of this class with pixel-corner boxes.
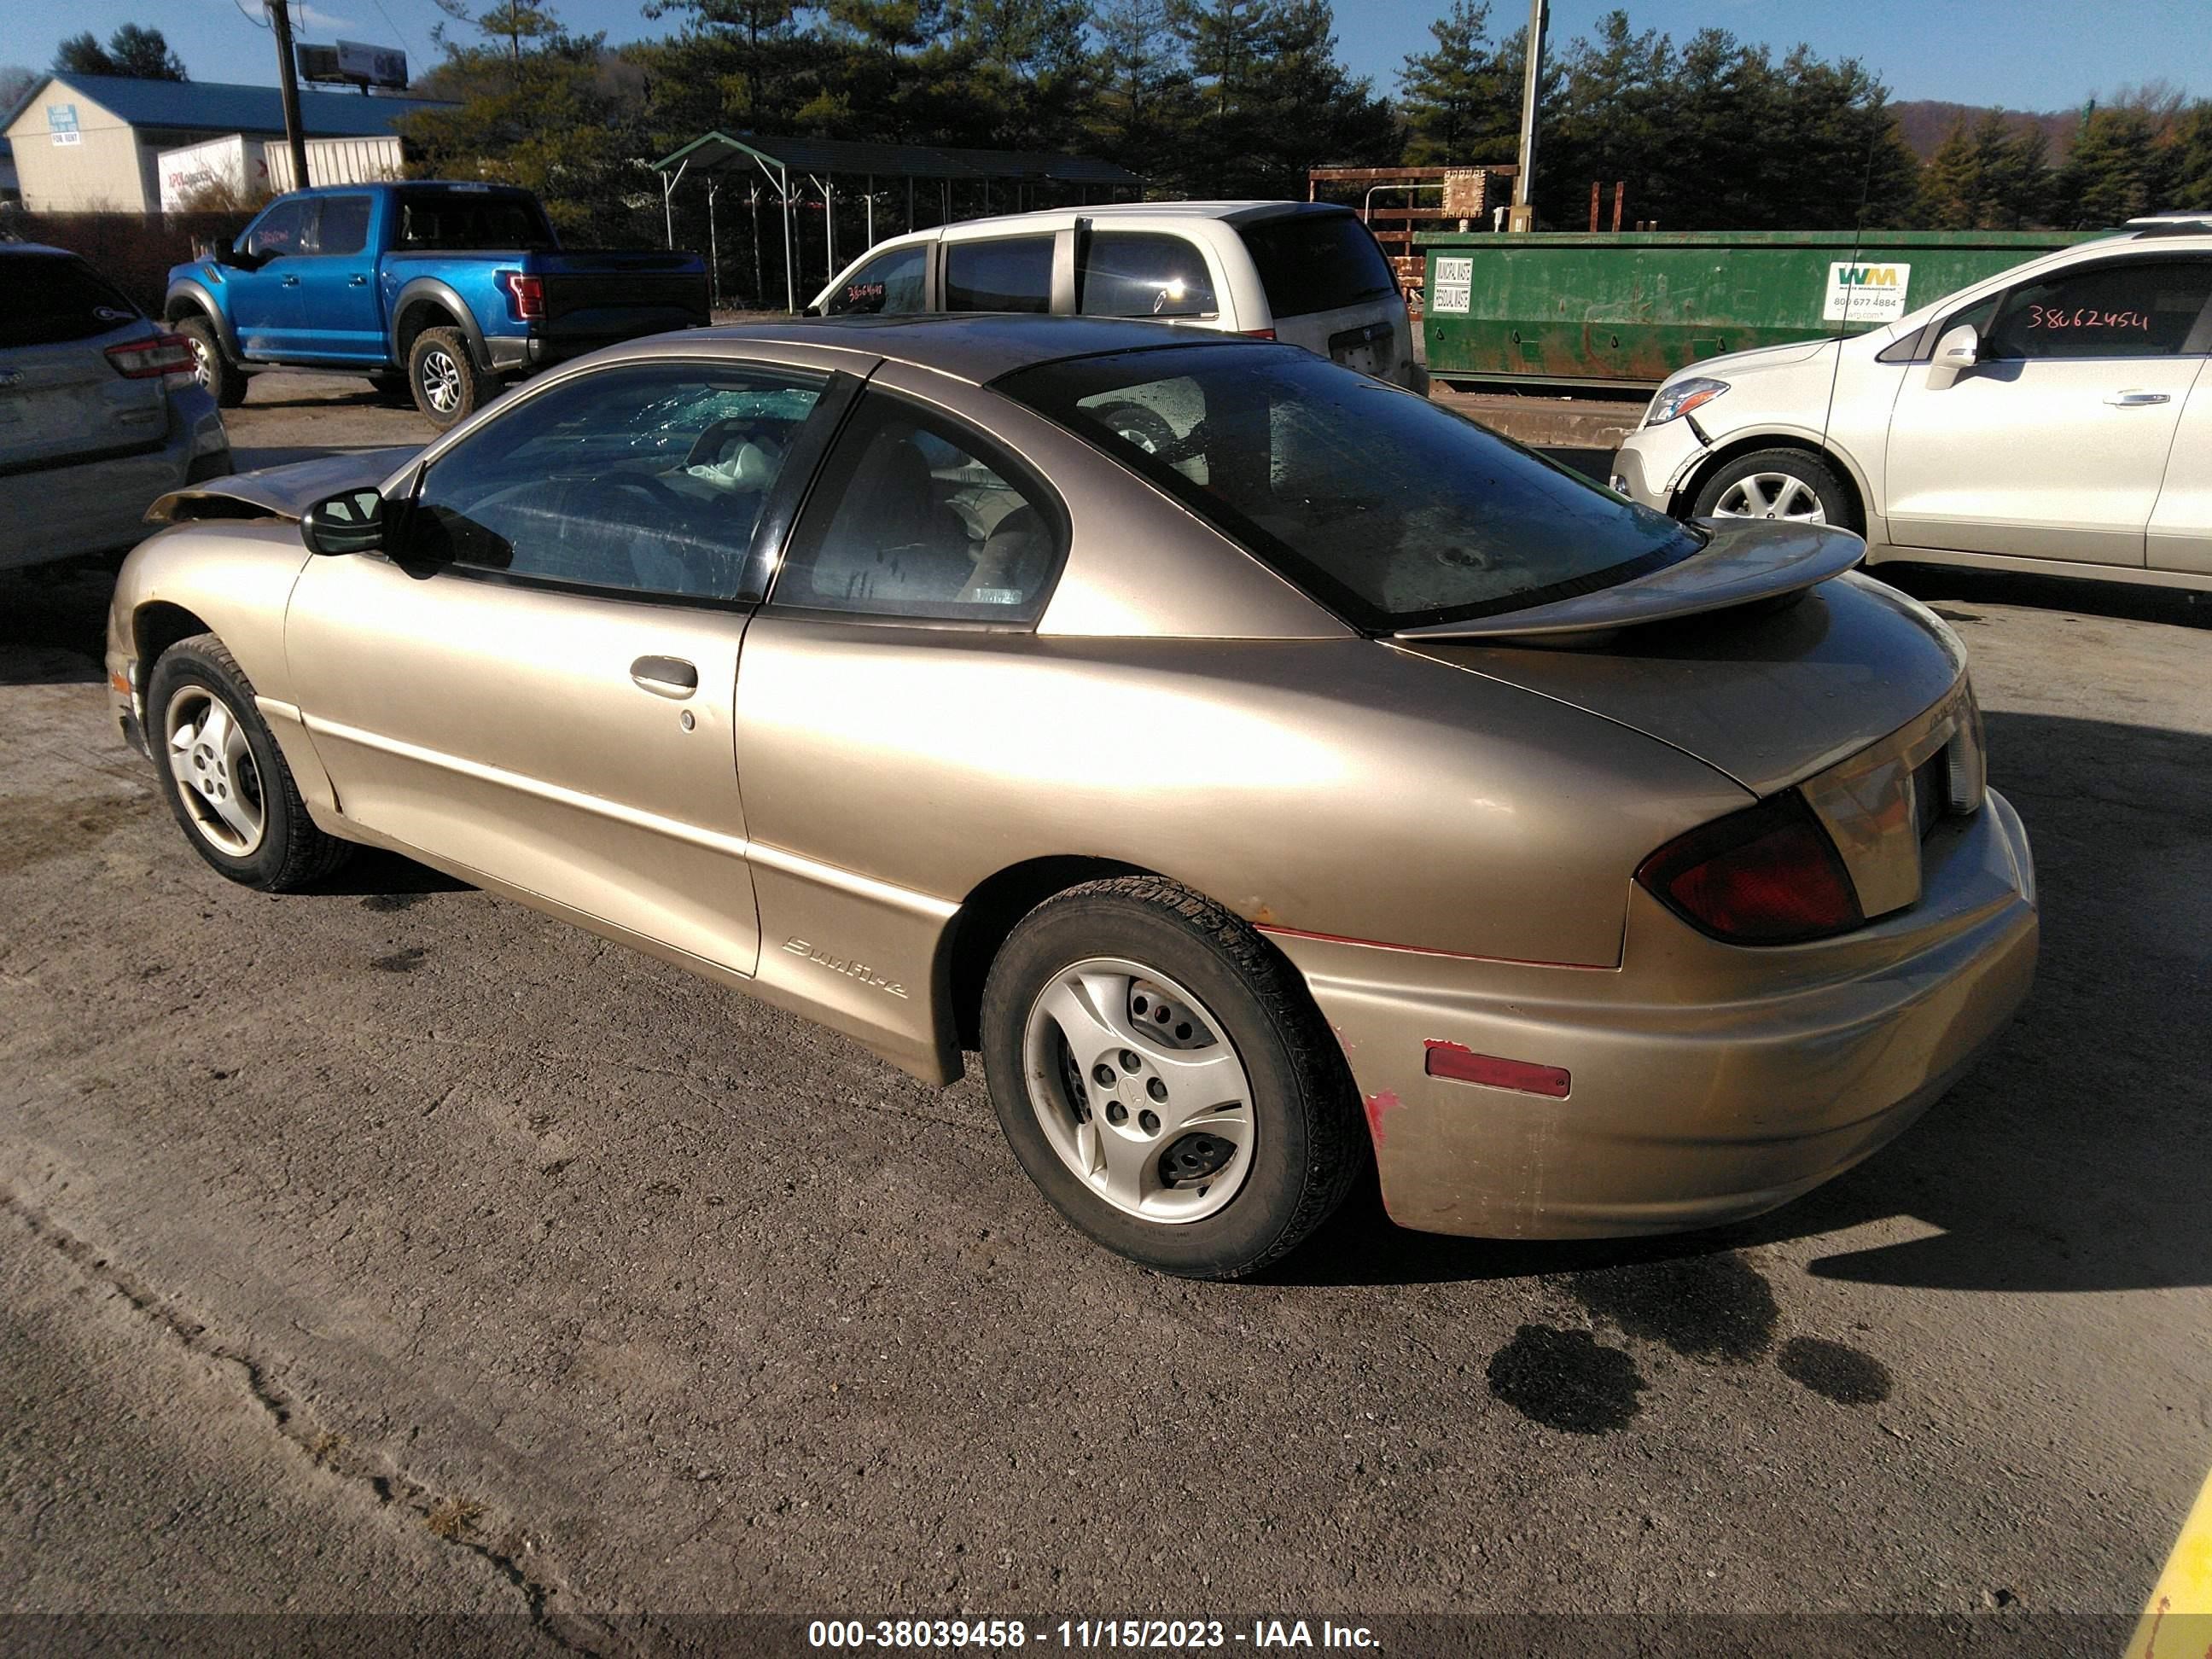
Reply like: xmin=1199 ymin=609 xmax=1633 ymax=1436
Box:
xmin=771 ymin=393 xmax=1064 ymax=623
xmin=311 ymin=195 xmax=371 ymax=256
xmin=410 ymin=364 xmax=826 ymax=600
xmin=1984 ymin=259 xmax=2212 ymax=361
xmin=827 ymin=245 xmax=927 ymax=315
xmin=945 ymin=236 xmax=1053 ymax=313
xmin=243 ymin=200 xmax=306 ymax=259
xmin=1080 ymin=233 xmax=1218 ymax=319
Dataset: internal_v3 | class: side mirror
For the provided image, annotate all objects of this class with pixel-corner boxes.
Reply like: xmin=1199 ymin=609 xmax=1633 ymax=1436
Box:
xmin=218 ymin=242 xmax=264 ymax=271
xmin=301 ymin=488 xmax=387 ymax=556
xmin=1929 ymin=322 xmax=1980 ymax=387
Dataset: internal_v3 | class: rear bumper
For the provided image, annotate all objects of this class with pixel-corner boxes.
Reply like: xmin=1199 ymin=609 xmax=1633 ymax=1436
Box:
xmin=0 ymin=396 xmax=227 ymax=572
xmin=1271 ymin=789 xmax=2038 ymax=1239
xmin=489 ymin=317 xmax=712 ymax=374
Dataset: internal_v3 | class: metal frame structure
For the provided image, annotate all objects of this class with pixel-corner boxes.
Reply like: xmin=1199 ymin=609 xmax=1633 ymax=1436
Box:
xmin=650 ymin=131 xmax=1144 ymax=313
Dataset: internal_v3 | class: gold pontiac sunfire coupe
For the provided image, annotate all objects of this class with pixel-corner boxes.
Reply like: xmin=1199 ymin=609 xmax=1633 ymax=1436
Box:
xmin=107 ymin=316 xmax=2038 ymax=1278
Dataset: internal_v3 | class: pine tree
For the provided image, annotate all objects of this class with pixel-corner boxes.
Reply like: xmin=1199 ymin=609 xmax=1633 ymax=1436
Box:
xmin=2054 ymin=104 xmax=2170 ymax=227
xmin=1398 ymin=1 xmax=1518 ymax=167
xmin=54 ymin=24 xmax=188 ymax=80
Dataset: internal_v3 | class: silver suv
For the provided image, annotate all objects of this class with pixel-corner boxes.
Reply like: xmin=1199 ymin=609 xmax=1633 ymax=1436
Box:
xmin=0 ymin=242 xmax=232 ymax=571
xmin=809 ymin=201 xmax=1423 ymax=392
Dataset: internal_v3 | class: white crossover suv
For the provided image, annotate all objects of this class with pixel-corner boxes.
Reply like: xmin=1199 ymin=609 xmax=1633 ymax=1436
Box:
xmin=807 ymin=201 xmax=1423 ymax=392
xmin=1611 ymin=216 xmax=2212 ymax=591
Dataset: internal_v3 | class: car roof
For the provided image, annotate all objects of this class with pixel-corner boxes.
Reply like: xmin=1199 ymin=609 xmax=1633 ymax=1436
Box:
xmin=643 ymin=313 xmax=1271 ymax=386
xmin=0 ymin=242 xmax=84 ymax=259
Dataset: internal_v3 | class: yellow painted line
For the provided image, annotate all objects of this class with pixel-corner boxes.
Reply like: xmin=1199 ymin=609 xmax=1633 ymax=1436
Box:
xmin=2123 ymin=1464 xmax=2212 ymax=1658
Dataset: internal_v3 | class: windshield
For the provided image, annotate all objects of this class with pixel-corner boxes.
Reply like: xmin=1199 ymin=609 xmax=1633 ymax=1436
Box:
xmin=398 ymin=189 xmax=558 ymax=251
xmin=996 ymin=343 xmax=1705 ymax=631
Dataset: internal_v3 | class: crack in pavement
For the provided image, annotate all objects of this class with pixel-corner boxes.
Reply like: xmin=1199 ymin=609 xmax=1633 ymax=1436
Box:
xmin=0 ymin=1187 xmax=614 ymax=1656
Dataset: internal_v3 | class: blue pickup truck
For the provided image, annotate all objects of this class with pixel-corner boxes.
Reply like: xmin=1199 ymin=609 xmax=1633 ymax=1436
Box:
xmin=165 ymin=181 xmax=710 ymax=428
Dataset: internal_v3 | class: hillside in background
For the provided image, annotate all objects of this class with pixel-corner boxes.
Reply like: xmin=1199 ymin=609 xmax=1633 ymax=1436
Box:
xmin=1893 ymin=101 xmax=2079 ymax=161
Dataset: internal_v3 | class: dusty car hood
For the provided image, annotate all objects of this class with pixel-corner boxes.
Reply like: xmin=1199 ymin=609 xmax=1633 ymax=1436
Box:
xmin=1393 ymin=568 xmax=1967 ymax=796
xmin=147 ymin=446 xmax=421 ymax=523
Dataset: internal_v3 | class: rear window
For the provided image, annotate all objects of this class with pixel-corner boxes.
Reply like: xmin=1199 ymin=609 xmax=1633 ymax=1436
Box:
xmin=0 ymin=253 xmax=141 ymax=346
xmin=997 ymin=342 xmax=1703 ymax=632
xmin=398 ymin=189 xmax=558 ymax=251
xmin=1237 ymin=212 xmax=1396 ymax=318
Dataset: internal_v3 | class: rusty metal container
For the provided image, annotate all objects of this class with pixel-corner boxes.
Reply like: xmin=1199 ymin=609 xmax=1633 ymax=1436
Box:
xmin=1418 ymin=228 xmax=2096 ymax=388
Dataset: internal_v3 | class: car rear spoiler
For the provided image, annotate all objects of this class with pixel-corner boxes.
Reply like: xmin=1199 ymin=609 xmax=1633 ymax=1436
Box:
xmin=146 ymin=446 xmax=422 ymax=524
xmin=1391 ymin=521 xmax=1866 ymax=642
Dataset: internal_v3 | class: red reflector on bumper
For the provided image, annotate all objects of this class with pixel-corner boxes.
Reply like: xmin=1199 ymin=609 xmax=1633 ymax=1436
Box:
xmin=1423 ymin=1040 xmax=1571 ymax=1098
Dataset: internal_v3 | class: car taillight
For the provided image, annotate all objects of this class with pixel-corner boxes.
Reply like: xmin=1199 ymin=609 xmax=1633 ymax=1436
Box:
xmin=503 ymin=271 xmax=546 ymax=320
xmin=1636 ymin=791 xmax=1864 ymax=946
xmin=106 ymin=333 xmax=197 ymax=387
xmin=1241 ymin=328 xmax=1277 ymax=340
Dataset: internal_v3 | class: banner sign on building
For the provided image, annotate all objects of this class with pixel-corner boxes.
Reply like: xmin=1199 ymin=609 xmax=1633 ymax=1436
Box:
xmin=47 ymin=103 xmax=79 ymax=146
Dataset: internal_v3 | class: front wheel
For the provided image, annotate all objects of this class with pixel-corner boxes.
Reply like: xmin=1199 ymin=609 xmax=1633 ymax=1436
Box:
xmin=1691 ymin=447 xmax=1861 ymax=535
xmin=980 ymin=876 xmax=1365 ymax=1279
xmin=146 ymin=634 xmax=352 ymax=890
xmin=406 ymin=326 xmax=494 ymax=430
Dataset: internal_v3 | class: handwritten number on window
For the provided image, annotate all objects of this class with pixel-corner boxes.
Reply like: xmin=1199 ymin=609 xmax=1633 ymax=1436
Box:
xmin=2026 ymin=304 xmax=2151 ymax=331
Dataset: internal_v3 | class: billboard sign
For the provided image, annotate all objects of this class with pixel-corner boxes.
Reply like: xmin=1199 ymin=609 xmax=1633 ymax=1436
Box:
xmin=47 ymin=103 xmax=80 ymax=146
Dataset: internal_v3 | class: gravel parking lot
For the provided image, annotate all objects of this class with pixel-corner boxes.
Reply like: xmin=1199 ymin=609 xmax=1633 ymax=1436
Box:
xmin=3 ymin=373 xmax=2208 ymax=1652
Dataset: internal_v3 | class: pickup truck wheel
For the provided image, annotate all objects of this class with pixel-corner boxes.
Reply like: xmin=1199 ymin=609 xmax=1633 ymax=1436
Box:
xmin=177 ymin=317 xmax=245 ymax=409
xmin=407 ymin=326 xmax=491 ymax=429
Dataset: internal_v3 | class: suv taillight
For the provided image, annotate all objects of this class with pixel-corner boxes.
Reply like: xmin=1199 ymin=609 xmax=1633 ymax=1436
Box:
xmin=105 ymin=333 xmax=196 ymax=387
xmin=503 ymin=271 xmax=546 ymax=320
xmin=1636 ymin=792 xmax=1864 ymax=946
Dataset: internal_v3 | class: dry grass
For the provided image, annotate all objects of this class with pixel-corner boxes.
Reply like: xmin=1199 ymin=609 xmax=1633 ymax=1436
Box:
xmin=423 ymin=1496 xmax=486 ymax=1540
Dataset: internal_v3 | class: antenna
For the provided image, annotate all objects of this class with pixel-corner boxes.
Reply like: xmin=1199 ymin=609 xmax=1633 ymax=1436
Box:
xmin=1818 ymin=128 xmax=1882 ymax=472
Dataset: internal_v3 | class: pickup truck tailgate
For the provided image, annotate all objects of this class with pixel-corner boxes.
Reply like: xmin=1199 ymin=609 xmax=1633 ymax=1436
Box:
xmin=537 ymin=253 xmax=709 ymax=342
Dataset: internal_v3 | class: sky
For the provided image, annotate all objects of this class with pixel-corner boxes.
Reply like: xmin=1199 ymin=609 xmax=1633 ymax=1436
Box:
xmin=3 ymin=0 xmax=2208 ymax=116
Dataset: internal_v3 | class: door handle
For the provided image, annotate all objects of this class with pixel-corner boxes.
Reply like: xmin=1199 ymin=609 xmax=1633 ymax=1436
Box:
xmin=2104 ymin=390 xmax=2171 ymax=406
xmin=281 ymin=274 xmax=300 ymax=287
xmin=348 ymin=274 xmax=367 ymax=287
xmin=630 ymin=655 xmax=698 ymax=698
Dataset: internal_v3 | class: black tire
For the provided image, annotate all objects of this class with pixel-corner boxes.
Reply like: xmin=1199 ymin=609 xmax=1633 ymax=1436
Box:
xmin=1690 ymin=446 xmax=1862 ymax=535
xmin=175 ymin=315 xmax=245 ymax=409
xmin=980 ymin=876 xmax=1365 ymax=1279
xmin=367 ymin=370 xmax=413 ymax=406
xmin=146 ymin=634 xmax=352 ymax=892
xmin=406 ymin=325 xmax=493 ymax=430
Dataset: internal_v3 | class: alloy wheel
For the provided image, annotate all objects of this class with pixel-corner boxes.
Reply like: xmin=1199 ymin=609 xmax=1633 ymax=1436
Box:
xmin=1712 ymin=471 xmax=1827 ymax=523
xmin=1021 ymin=957 xmax=1254 ymax=1223
xmin=165 ymin=686 xmax=266 ymax=857
xmin=419 ymin=348 xmax=463 ymax=416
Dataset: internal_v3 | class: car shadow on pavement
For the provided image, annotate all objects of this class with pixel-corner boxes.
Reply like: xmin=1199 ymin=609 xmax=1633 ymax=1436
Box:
xmin=304 ymin=848 xmax=475 ymax=900
xmin=1287 ymin=708 xmax=2212 ymax=1298
xmin=1877 ymin=562 xmax=2208 ymax=629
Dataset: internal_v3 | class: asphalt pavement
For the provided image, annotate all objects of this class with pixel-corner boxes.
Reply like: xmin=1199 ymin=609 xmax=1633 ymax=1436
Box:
xmin=1 ymin=371 xmax=2207 ymax=1654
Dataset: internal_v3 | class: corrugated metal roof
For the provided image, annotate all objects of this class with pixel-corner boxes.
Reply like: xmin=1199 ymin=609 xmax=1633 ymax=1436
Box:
xmin=654 ymin=130 xmax=1141 ymax=188
xmin=2 ymin=74 xmax=452 ymax=140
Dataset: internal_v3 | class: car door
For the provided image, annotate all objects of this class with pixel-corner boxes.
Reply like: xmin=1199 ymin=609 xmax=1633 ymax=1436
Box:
xmin=288 ymin=193 xmax=385 ymax=363
xmin=284 ymin=353 xmax=858 ymax=976
xmin=1883 ymin=254 xmax=2212 ymax=567
xmin=228 ymin=197 xmax=309 ymax=360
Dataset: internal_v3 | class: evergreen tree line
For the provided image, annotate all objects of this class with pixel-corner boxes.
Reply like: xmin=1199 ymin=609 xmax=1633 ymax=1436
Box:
xmin=1918 ymin=95 xmax=2212 ymax=231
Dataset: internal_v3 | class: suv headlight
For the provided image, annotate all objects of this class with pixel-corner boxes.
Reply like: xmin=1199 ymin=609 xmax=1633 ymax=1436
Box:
xmin=1644 ymin=376 xmax=1729 ymax=428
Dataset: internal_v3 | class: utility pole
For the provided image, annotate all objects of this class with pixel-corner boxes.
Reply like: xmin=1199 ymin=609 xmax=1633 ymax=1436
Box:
xmin=1513 ymin=0 xmax=1548 ymax=215
xmin=266 ymin=0 xmax=311 ymax=192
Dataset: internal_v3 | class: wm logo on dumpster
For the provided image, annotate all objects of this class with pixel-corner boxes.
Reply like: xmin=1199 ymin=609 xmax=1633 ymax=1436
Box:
xmin=1823 ymin=260 xmax=1912 ymax=323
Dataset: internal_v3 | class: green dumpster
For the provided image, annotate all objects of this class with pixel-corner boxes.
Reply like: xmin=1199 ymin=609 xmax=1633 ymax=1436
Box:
xmin=1417 ymin=229 xmax=2098 ymax=389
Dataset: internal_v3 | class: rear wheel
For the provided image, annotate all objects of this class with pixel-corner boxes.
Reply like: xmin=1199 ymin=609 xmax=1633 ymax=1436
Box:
xmin=980 ymin=876 xmax=1364 ymax=1279
xmin=147 ymin=634 xmax=352 ymax=891
xmin=176 ymin=316 xmax=245 ymax=409
xmin=407 ymin=326 xmax=493 ymax=430
xmin=1691 ymin=447 xmax=1860 ymax=534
